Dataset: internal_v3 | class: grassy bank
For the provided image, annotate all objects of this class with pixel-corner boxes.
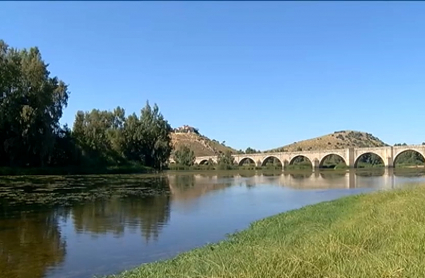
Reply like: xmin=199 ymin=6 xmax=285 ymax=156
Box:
xmin=107 ymin=185 xmax=425 ymax=278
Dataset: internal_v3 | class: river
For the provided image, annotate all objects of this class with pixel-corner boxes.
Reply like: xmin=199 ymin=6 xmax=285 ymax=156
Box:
xmin=1 ymin=169 xmax=424 ymax=278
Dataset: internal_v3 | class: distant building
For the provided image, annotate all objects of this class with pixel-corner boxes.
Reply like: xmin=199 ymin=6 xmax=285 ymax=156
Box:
xmin=173 ymin=125 xmax=199 ymax=134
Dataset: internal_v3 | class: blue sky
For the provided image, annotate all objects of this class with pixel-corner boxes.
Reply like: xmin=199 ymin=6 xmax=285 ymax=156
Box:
xmin=1 ymin=2 xmax=425 ymax=150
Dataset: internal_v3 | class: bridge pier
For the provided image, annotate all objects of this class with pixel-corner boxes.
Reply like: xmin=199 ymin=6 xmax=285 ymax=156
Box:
xmin=346 ymin=148 xmax=355 ymax=168
xmin=312 ymin=159 xmax=320 ymax=169
xmin=283 ymin=160 xmax=289 ymax=170
xmin=386 ymin=147 xmax=394 ymax=168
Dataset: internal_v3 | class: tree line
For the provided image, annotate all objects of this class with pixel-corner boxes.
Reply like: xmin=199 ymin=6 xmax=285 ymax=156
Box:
xmin=0 ymin=40 xmax=172 ymax=172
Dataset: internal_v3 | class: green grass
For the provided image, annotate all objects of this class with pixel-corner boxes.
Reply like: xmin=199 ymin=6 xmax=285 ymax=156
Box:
xmin=106 ymin=185 xmax=425 ymax=278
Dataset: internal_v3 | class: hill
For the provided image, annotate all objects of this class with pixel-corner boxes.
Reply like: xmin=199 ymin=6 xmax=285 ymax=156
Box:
xmin=266 ymin=130 xmax=388 ymax=153
xmin=171 ymin=125 xmax=238 ymax=157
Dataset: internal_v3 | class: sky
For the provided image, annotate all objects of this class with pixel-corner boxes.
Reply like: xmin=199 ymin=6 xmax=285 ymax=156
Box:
xmin=1 ymin=2 xmax=425 ymax=151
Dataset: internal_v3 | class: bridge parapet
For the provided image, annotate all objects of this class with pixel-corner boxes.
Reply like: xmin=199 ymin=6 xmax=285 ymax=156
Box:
xmin=263 ymin=148 xmax=347 ymax=156
xmin=393 ymin=145 xmax=424 ymax=149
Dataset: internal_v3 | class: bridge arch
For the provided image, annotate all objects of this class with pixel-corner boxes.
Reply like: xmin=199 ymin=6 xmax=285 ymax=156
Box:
xmin=393 ymin=148 xmax=425 ymax=167
xmin=261 ymin=156 xmax=283 ymax=167
xmin=199 ymin=159 xmax=208 ymax=165
xmin=319 ymin=153 xmax=347 ymax=168
xmin=354 ymin=152 xmax=385 ymax=168
xmin=289 ymin=155 xmax=312 ymax=168
xmin=238 ymin=157 xmax=257 ymax=166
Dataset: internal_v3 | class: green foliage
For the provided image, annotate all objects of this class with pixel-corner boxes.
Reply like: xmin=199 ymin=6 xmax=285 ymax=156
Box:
xmin=72 ymin=102 xmax=172 ymax=170
xmin=0 ymin=40 xmax=69 ymax=167
xmin=394 ymin=143 xmax=407 ymax=146
xmin=120 ymin=102 xmax=172 ymax=169
xmin=320 ymin=154 xmax=346 ymax=169
xmin=394 ymin=150 xmax=424 ymax=167
xmin=173 ymin=145 xmax=195 ymax=167
xmin=262 ymin=157 xmax=283 ymax=170
xmin=217 ymin=151 xmax=236 ymax=170
xmin=72 ymin=107 xmax=126 ymax=166
xmin=356 ymin=153 xmax=384 ymax=168
xmin=289 ymin=156 xmax=311 ymax=169
xmin=0 ymin=40 xmax=173 ymax=172
xmin=245 ymin=147 xmax=259 ymax=154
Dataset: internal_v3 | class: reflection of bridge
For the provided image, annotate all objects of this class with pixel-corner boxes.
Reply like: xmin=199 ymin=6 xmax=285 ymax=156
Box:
xmin=194 ymin=145 xmax=425 ymax=168
xmin=167 ymin=169 xmax=399 ymax=192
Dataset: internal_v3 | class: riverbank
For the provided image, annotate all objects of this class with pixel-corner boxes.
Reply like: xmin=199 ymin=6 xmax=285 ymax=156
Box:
xmin=107 ymin=184 xmax=425 ymax=278
xmin=0 ymin=165 xmax=155 ymax=176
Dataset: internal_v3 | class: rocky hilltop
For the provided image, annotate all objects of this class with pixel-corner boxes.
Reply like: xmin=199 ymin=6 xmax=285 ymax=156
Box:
xmin=266 ymin=130 xmax=388 ymax=153
xmin=171 ymin=125 xmax=237 ymax=157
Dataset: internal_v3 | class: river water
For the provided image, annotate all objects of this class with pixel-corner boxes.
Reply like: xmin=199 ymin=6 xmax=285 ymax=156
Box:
xmin=1 ymin=169 xmax=425 ymax=278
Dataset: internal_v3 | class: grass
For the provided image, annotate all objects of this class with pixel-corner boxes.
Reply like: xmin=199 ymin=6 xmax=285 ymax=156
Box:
xmin=106 ymin=184 xmax=425 ymax=278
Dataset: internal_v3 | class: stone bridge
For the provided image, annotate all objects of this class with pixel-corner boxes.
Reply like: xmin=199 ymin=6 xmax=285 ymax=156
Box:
xmin=192 ymin=145 xmax=425 ymax=168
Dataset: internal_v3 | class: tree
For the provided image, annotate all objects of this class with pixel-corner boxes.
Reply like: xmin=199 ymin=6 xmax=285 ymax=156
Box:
xmin=173 ymin=145 xmax=195 ymax=167
xmin=245 ymin=147 xmax=258 ymax=154
xmin=138 ymin=102 xmax=172 ymax=169
xmin=120 ymin=102 xmax=172 ymax=169
xmin=49 ymin=125 xmax=80 ymax=166
xmin=72 ymin=107 xmax=126 ymax=166
xmin=0 ymin=40 xmax=69 ymax=167
xmin=217 ymin=151 xmax=235 ymax=169
xmin=0 ymin=40 xmax=174 ymax=171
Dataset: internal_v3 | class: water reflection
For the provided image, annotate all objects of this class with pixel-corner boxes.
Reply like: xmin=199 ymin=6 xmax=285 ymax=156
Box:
xmin=72 ymin=195 xmax=171 ymax=243
xmin=0 ymin=210 xmax=67 ymax=278
xmin=0 ymin=170 xmax=424 ymax=278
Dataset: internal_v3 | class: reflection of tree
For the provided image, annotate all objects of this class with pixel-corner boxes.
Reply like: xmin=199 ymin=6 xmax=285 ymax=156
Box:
xmin=0 ymin=211 xmax=66 ymax=278
xmin=173 ymin=175 xmax=195 ymax=187
xmin=239 ymin=172 xmax=256 ymax=178
xmin=290 ymin=172 xmax=312 ymax=179
xmin=393 ymin=168 xmax=425 ymax=177
xmin=72 ymin=195 xmax=171 ymax=243
xmin=320 ymin=172 xmax=346 ymax=179
xmin=355 ymin=169 xmax=385 ymax=177
xmin=168 ymin=174 xmax=233 ymax=203
xmin=262 ymin=172 xmax=281 ymax=177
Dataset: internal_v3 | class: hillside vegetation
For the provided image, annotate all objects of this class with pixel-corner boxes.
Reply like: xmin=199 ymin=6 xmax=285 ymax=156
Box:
xmin=267 ymin=130 xmax=388 ymax=153
xmin=171 ymin=126 xmax=237 ymax=157
xmin=172 ymin=129 xmax=389 ymax=157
